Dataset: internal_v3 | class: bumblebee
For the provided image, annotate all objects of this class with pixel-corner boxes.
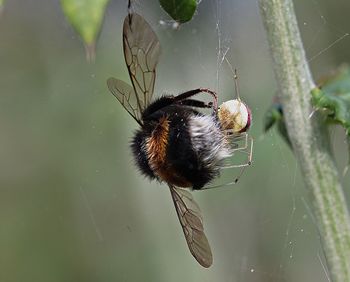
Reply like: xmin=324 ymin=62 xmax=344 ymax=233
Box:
xmin=107 ymin=12 xmax=252 ymax=268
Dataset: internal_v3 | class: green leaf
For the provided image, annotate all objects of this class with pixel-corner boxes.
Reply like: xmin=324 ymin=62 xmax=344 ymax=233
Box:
xmin=159 ymin=0 xmax=197 ymax=23
xmin=0 ymin=0 xmax=4 ymax=14
xmin=263 ymin=103 xmax=283 ymax=132
xmin=264 ymin=65 xmax=350 ymax=155
xmin=311 ymin=65 xmax=350 ymax=169
xmin=61 ymin=0 xmax=109 ymax=61
xmin=263 ymin=102 xmax=292 ymax=148
xmin=311 ymin=65 xmax=350 ymax=135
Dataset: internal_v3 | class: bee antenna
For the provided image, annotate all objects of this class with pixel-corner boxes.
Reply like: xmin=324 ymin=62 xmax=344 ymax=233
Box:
xmin=224 ymin=57 xmax=241 ymax=101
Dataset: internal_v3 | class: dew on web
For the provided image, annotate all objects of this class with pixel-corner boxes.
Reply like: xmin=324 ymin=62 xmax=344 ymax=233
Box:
xmin=276 ymin=167 xmax=297 ymax=279
xmin=318 ymin=251 xmax=331 ymax=282
xmin=215 ymin=0 xmax=223 ymax=93
xmin=301 ymin=0 xmax=350 ymax=63
xmin=79 ymin=186 xmax=104 ymax=242
xmin=308 ymin=33 xmax=349 ymax=63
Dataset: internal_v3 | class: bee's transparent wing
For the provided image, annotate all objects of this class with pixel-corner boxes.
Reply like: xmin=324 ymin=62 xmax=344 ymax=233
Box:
xmin=123 ymin=13 xmax=161 ymax=110
xmin=168 ymin=184 xmax=213 ymax=268
xmin=107 ymin=77 xmax=142 ymax=125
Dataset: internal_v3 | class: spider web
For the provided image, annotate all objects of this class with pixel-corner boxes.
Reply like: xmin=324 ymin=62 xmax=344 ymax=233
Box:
xmin=75 ymin=1 xmax=350 ymax=281
xmin=206 ymin=0 xmax=349 ymax=281
xmin=140 ymin=0 xmax=349 ymax=280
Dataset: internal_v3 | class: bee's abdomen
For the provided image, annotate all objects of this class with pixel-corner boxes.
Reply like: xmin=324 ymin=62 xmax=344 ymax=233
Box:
xmin=145 ymin=116 xmax=170 ymax=173
xmin=131 ymin=129 xmax=156 ymax=180
xmin=166 ymin=113 xmax=231 ymax=190
xmin=131 ymin=110 xmax=231 ymax=190
xmin=165 ymin=114 xmax=208 ymax=188
xmin=188 ymin=115 xmax=232 ymax=173
xmin=131 ymin=115 xmax=172 ymax=182
xmin=182 ymin=114 xmax=231 ymax=189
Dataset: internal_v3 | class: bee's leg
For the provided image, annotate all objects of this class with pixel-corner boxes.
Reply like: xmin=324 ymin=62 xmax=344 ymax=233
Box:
xmin=174 ymin=88 xmax=218 ymax=112
xmin=179 ymin=99 xmax=213 ymax=109
xmin=200 ymin=136 xmax=253 ymax=190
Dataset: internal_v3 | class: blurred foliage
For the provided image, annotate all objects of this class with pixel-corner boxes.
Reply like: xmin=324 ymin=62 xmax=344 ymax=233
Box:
xmin=264 ymin=65 xmax=350 ymax=153
xmin=312 ymin=65 xmax=350 ymax=135
xmin=61 ymin=0 xmax=110 ymax=61
xmin=159 ymin=0 xmax=197 ymax=23
xmin=1 ymin=0 xmax=350 ymax=281
xmin=264 ymin=102 xmax=292 ymax=148
xmin=312 ymin=65 xmax=350 ymax=168
xmin=0 ymin=0 xmax=4 ymax=14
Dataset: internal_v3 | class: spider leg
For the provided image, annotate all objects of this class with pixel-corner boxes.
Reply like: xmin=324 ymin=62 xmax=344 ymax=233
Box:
xmin=174 ymin=88 xmax=218 ymax=112
xmin=225 ymin=132 xmax=249 ymax=152
xmin=200 ymin=135 xmax=253 ymax=190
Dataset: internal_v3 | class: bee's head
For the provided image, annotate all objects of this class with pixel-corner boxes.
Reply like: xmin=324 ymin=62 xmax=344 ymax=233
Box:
xmin=218 ymin=99 xmax=251 ymax=133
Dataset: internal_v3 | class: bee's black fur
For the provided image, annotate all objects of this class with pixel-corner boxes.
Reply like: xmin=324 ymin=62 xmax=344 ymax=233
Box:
xmin=130 ymin=130 xmax=155 ymax=179
xmin=131 ymin=97 xmax=175 ymax=180
xmin=165 ymin=109 xmax=214 ymax=190
xmin=141 ymin=96 xmax=176 ymax=121
xmin=131 ymin=96 xmax=222 ymax=190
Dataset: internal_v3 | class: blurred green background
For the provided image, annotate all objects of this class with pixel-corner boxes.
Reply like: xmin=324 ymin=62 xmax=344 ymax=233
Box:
xmin=1 ymin=0 xmax=350 ymax=281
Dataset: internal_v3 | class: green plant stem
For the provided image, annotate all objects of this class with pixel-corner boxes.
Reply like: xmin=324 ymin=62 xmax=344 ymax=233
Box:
xmin=259 ymin=0 xmax=350 ymax=281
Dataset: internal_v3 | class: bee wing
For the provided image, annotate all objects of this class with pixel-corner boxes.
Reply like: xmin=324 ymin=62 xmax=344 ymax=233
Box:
xmin=107 ymin=77 xmax=143 ymax=125
xmin=168 ymin=184 xmax=213 ymax=268
xmin=123 ymin=13 xmax=161 ymax=110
